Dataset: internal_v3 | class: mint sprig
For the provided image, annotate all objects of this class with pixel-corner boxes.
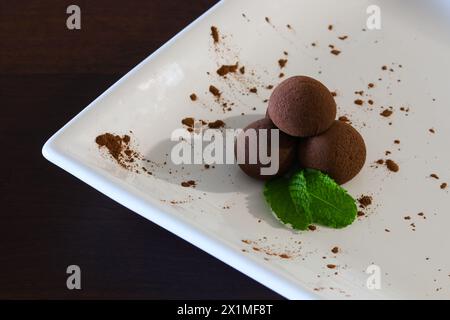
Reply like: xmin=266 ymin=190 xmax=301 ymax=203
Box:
xmin=264 ymin=169 xmax=357 ymax=230
xmin=264 ymin=177 xmax=312 ymax=230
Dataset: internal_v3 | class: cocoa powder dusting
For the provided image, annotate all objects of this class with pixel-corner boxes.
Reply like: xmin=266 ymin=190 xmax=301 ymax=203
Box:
xmin=380 ymin=109 xmax=393 ymax=117
xmin=330 ymin=49 xmax=341 ymax=56
xmin=182 ymin=117 xmax=195 ymax=128
xmin=278 ymin=59 xmax=288 ymax=68
xmin=386 ymin=159 xmax=399 ymax=172
xmin=189 ymin=93 xmax=197 ymax=101
xmin=358 ymin=195 xmax=373 ymax=208
xmin=209 ymin=85 xmax=221 ymax=98
xmin=338 ymin=116 xmax=350 ymax=123
xmin=217 ymin=63 xmax=239 ymax=76
xmin=208 ymin=120 xmax=225 ymax=129
xmin=96 ymin=133 xmax=140 ymax=169
xmin=181 ymin=180 xmax=196 ymax=188
xmin=211 ymin=26 xmax=219 ymax=43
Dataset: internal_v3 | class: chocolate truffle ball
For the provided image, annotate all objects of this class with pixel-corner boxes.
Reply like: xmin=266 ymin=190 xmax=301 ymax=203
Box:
xmin=267 ymin=76 xmax=337 ymax=137
xmin=235 ymin=118 xmax=297 ymax=180
xmin=298 ymin=121 xmax=366 ymax=184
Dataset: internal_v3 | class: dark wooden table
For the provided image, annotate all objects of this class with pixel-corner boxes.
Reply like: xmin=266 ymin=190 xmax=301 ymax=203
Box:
xmin=0 ymin=0 xmax=281 ymax=299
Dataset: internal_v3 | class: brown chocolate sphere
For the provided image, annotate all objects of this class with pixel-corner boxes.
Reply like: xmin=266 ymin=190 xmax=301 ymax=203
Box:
xmin=235 ymin=118 xmax=297 ymax=180
xmin=267 ymin=76 xmax=336 ymax=137
xmin=298 ymin=121 xmax=366 ymax=184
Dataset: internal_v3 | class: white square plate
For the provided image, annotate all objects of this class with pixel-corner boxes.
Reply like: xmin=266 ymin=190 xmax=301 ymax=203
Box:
xmin=43 ymin=0 xmax=450 ymax=299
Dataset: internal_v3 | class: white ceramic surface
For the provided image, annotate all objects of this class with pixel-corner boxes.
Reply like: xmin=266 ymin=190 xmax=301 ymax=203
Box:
xmin=43 ymin=0 xmax=450 ymax=299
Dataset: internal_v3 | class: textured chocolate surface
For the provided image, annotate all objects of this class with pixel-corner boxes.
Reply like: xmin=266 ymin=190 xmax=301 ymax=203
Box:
xmin=268 ymin=76 xmax=336 ymax=137
xmin=298 ymin=121 xmax=366 ymax=185
xmin=235 ymin=118 xmax=297 ymax=180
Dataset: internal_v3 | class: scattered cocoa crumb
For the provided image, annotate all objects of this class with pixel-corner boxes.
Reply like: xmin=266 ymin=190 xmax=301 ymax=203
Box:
xmin=429 ymin=128 xmax=435 ymax=134
xmin=355 ymin=90 xmax=364 ymax=96
xmin=394 ymin=140 xmax=400 ymax=144
xmin=404 ymin=216 xmax=411 ymax=220
xmin=279 ymin=254 xmax=291 ymax=259
xmin=211 ymin=26 xmax=219 ymax=43
xmin=354 ymin=99 xmax=364 ymax=106
xmin=331 ymin=91 xmax=337 ymax=97
xmin=182 ymin=117 xmax=195 ymax=128
xmin=357 ymin=211 xmax=365 ymax=217
xmin=327 ymin=264 xmax=336 ymax=269
xmin=279 ymin=73 xmax=285 ymax=78
xmin=249 ymin=87 xmax=258 ymax=94
xmin=385 ymin=151 xmax=392 ymax=156
xmin=331 ymin=247 xmax=339 ymax=254
xmin=266 ymin=85 xmax=274 ymax=90
xmin=368 ymin=100 xmax=374 ymax=105
xmin=368 ymin=83 xmax=375 ymax=88
xmin=283 ymin=51 xmax=289 ymax=56
xmin=338 ymin=116 xmax=350 ymax=123
xmin=331 ymin=49 xmax=341 ymax=56
xmin=328 ymin=25 xmax=333 ymax=31
xmin=209 ymin=85 xmax=221 ymax=98
xmin=239 ymin=66 xmax=245 ymax=74
xmin=376 ymin=159 xmax=385 ymax=165
xmin=386 ymin=159 xmax=399 ymax=172
xmin=441 ymin=183 xmax=448 ymax=190
xmin=181 ymin=180 xmax=196 ymax=188
xmin=204 ymin=164 xmax=210 ymax=169
xmin=311 ymin=42 xmax=317 ymax=47
xmin=338 ymin=35 xmax=348 ymax=40
xmin=189 ymin=93 xmax=197 ymax=101
xmin=385 ymin=229 xmax=391 ymax=233
xmin=208 ymin=120 xmax=225 ymax=129
xmin=217 ymin=63 xmax=239 ymax=76
xmin=265 ymin=17 xmax=271 ymax=24
xmin=286 ymin=24 xmax=292 ymax=30
xmin=308 ymin=225 xmax=317 ymax=231
xmin=96 ymin=133 xmax=140 ymax=170
xmin=278 ymin=59 xmax=288 ymax=68
xmin=358 ymin=196 xmax=373 ymax=208
xmin=430 ymin=174 xmax=439 ymax=179
xmin=380 ymin=109 xmax=393 ymax=117
xmin=382 ymin=65 xmax=388 ymax=70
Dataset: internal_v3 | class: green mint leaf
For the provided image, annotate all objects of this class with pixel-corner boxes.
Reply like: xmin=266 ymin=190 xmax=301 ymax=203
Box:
xmin=290 ymin=169 xmax=357 ymax=229
xmin=264 ymin=177 xmax=312 ymax=231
